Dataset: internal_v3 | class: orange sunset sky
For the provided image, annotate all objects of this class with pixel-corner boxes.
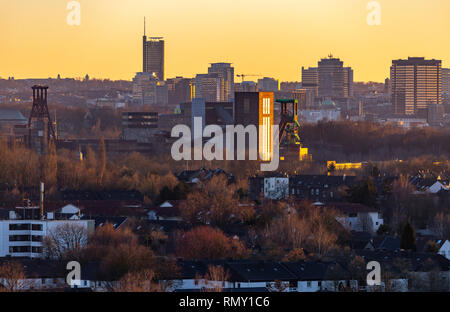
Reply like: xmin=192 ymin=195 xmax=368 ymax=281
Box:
xmin=1 ymin=0 xmax=449 ymax=82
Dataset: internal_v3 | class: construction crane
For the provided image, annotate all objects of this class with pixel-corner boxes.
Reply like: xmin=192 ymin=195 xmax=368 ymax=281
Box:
xmin=236 ymin=74 xmax=261 ymax=83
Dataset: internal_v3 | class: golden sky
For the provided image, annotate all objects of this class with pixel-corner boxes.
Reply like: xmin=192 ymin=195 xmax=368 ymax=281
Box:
xmin=1 ymin=0 xmax=449 ymax=82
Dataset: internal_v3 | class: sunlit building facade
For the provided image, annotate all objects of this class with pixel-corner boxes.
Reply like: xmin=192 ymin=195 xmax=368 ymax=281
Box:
xmin=234 ymin=92 xmax=274 ymax=162
xmin=208 ymin=63 xmax=235 ymax=102
xmin=391 ymin=57 xmax=442 ymax=115
xmin=143 ymin=29 xmax=165 ymax=81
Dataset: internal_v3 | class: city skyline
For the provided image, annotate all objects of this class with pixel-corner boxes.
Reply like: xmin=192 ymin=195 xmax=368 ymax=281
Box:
xmin=1 ymin=0 xmax=450 ymax=82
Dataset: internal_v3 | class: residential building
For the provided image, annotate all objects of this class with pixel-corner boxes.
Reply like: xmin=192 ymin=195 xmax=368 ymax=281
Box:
xmin=0 ymin=206 xmax=94 ymax=258
xmin=324 ymin=202 xmax=384 ymax=233
xmin=249 ymin=174 xmax=357 ymax=201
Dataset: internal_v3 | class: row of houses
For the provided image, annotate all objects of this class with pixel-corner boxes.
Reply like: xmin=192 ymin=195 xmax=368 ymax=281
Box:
xmin=1 ymin=250 xmax=449 ymax=292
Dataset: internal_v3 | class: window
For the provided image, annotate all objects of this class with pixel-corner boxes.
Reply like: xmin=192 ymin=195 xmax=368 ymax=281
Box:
xmin=31 ymin=224 xmax=43 ymax=231
xmin=9 ymin=224 xmax=31 ymax=231
xmin=307 ymin=281 xmax=311 ymax=287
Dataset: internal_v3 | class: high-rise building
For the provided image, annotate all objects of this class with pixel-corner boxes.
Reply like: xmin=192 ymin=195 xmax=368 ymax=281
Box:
xmin=167 ymin=77 xmax=192 ymax=105
xmin=257 ymin=77 xmax=279 ymax=92
xmin=208 ymin=63 xmax=235 ymax=102
xmin=317 ymin=56 xmax=353 ymax=99
xmin=443 ymin=68 xmax=450 ymax=93
xmin=143 ymin=20 xmax=164 ymax=81
xmin=132 ymin=72 xmax=168 ymax=106
xmin=301 ymin=67 xmax=319 ymax=97
xmin=234 ymin=92 xmax=274 ymax=161
xmin=193 ymin=73 xmax=222 ymax=102
xmin=391 ymin=57 xmax=442 ymax=115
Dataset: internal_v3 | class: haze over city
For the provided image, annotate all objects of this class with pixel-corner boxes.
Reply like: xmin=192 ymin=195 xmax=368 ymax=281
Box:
xmin=1 ymin=0 xmax=450 ymax=81
xmin=0 ymin=0 xmax=449 ymax=299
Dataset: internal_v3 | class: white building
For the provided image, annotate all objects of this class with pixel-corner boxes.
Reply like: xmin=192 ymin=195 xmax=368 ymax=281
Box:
xmin=322 ymin=203 xmax=384 ymax=233
xmin=0 ymin=206 xmax=94 ymax=258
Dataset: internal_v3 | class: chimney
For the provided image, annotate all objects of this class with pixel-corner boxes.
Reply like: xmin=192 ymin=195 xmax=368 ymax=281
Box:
xmin=40 ymin=182 xmax=45 ymax=219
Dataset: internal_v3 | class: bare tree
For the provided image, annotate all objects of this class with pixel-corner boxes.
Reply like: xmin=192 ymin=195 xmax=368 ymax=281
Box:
xmin=0 ymin=261 xmax=30 ymax=292
xmin=114 ymin=269 xmax=161 ymax=292
xmin=43 ymin=223 xmax=88 ymax=260
xmin=197 ymin=265 xmax=230 ymax=292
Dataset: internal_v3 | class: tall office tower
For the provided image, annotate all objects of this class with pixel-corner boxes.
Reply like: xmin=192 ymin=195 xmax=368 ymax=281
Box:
xmin=257 ymin=77 xmax=279 ymax=92
xmin=390 ymin=57 xmax=442 ymax=115
xmin=167 ymin=77 xmax=192 ymax=105
xmin=193 ymin=73 xmax=222 ymax=102
xmin=301 ymin=67 xmax=319 ymax=97
xmin=143 ymin=19 xmax=164 ymax=81
xmin=234 ymin=92 xmax=274 ymax=161
xmin=208 ymin=63 xmax=235 ymax=102
xmin=317 ymin=56 xmax=353 ymax=99
xmin=443 ymin=68 xmax=450 ymax=93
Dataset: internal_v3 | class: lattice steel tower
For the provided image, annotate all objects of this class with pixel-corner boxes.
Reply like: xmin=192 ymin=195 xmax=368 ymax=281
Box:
xmin=28 ymin=85 xmax=56 ymax=154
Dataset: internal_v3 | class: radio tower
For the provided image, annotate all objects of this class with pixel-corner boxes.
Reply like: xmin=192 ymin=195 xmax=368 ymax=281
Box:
xmin=28 ymin=85 xmax=56 ymax=155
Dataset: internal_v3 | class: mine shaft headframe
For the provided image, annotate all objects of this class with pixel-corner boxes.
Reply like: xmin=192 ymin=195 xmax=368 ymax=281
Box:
xmin=276 ymin=98 xmax=300 ymax=144
xmin=29 ymin=85 xmax=56 ymax=141
xmin=276 ymin=98 xmax=299 ymax=118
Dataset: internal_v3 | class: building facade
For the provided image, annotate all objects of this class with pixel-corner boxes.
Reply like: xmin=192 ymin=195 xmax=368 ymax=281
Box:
xmin=257 ymin=77 xmax=279 ymax=92
xmin=167 ymin=77 xmax=192 ymax=105
xmin=0 ymin=207 xmax=94 ymax=258
xmin=132 ymin=72 xmax=168 ymax=106
xmin=317 ymin=56 xmax=353 ymax=99
xmin=443 ymin=68 xmax=450 ymax=94
xmin=208 ymin=63 xmax=235 ymax=102
xmin=390 ymin=57 xmax=442 ymax=116
xmin=301 ymin=67 xmax=319 ymax=98
xmin=143 ymin=31 xmax=164 ymax=81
